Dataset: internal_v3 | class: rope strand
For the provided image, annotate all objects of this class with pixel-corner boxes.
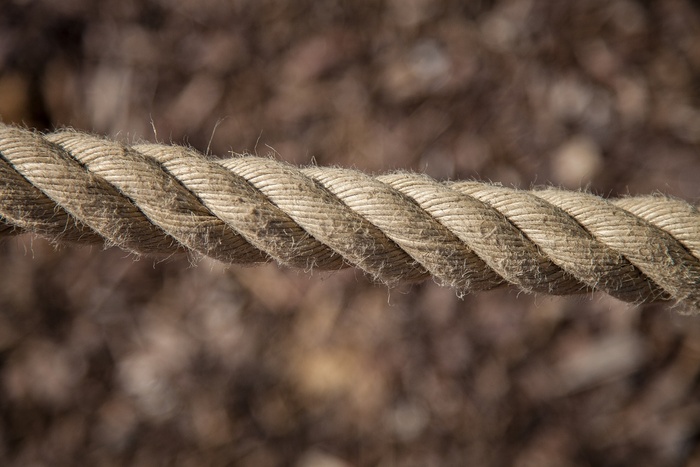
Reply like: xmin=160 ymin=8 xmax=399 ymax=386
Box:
xmin=1 ymin=124 xmax=699 ymax=310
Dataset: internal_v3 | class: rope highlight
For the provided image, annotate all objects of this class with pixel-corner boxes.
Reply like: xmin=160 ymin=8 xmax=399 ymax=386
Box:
xmin=1 ymin=124 xmax=699 ymax=310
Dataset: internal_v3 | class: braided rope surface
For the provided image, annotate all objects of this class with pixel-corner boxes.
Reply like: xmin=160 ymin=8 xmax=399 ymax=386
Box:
xmin=1 ymin=124 xmax=699 ymax=311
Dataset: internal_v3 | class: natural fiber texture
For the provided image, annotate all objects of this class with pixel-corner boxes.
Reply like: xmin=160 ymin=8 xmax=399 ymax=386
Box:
xmin=1 ymin=124 xmax=699 ymax=310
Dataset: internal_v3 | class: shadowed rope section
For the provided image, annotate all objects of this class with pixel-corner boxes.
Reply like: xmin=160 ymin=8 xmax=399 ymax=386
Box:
xmin=1 ymin=124 xmax=699 ymax=311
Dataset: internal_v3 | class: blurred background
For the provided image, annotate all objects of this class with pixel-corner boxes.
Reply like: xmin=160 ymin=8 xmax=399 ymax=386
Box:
xmin=1 ymin=0 xmax=700 ymax=465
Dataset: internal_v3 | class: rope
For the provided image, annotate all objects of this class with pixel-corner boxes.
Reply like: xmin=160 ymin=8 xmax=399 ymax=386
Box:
xmin=1 ymin=123 xmax=699 ymax=311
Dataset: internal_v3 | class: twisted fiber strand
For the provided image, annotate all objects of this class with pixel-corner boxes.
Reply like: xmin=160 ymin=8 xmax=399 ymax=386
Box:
xmin=1 ymin=124 xmax=699 ymax=310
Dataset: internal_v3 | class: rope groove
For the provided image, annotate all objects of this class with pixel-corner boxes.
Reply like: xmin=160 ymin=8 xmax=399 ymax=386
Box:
xmin=1 ymin=124 xmax=699 ymax=311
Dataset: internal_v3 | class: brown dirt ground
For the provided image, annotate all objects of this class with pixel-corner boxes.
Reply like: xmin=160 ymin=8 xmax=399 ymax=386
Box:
xmin=1 ymin=1 xmax=700 ymax=466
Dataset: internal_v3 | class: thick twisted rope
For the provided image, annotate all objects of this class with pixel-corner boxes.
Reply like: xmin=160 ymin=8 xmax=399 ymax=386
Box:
xmin=1 ymin=124 xmax=699 ymax=311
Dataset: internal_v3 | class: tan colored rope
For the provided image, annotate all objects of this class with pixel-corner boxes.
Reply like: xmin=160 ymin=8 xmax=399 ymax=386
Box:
xmin=1 ymin=124 xmax=699 ymax=311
